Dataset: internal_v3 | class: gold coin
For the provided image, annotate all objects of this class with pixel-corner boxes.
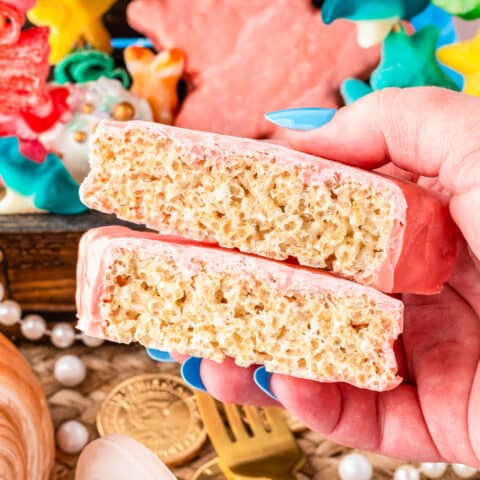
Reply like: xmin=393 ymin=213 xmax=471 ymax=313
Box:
xmin=192 ymin=459 xmax=228 ymax=480
xmin=97 ymin=374 xmax=207 ymax=467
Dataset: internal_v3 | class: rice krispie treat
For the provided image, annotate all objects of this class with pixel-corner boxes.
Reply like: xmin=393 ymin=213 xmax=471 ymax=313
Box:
xmin=80 ymin=120 xmax=458 ymax=294
xmin=77 ymin=226 xmax=404 ymax=392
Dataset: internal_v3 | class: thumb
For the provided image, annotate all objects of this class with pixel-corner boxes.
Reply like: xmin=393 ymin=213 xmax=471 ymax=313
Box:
xmin=287 ymin=87 xmax=480 ymax=196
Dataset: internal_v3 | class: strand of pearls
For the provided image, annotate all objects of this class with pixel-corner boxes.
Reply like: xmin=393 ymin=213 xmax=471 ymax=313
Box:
xmin=0 ymin=285 xmax=103 ymax=349
xmin=338 ymin=453 xmax=478 ymax=480
xmin=0 ymin=285 xmax=102 ymax=455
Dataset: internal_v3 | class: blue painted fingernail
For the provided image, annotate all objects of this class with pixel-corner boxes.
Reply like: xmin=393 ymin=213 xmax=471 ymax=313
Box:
xmin=253 ymin=366 xmax=278 ymax=401
xmin=265 ymin=107 xmax=337 ymax=131
xmin=181 ymin=357 xmax=207 ymax=392
xmin=147 ymin=348 xmax=175 ymax=363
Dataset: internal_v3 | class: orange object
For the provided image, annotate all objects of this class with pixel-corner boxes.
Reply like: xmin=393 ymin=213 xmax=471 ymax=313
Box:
xmin=124 ymin=47 xmax=184 ymax=124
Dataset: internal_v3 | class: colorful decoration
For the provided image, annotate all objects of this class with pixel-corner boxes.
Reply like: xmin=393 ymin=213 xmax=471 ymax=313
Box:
xmin=0 ymin=1 xmax=25 ymax=45
xmin=54 ymin=50 xmax=130 ymax=88
xmin=321 ymin=0 xmax=430 ymax=47
xmin=433 ymin=0 xmax=480 ymax=20
xmin=410 ymin=2 xmax=463 ymax=88
xmin=0 ymin=136 xmax=86 ymax=215
xmin=437 ymin=30 xmax=480 ymax=95
xmin=124 ymin=46 xmax=184 ymax=124
xmin=21 ymin=86 xmax=70 ymax=133
xmin=40 ymin=77 xmax=152 ymax=184
xmin=27 ymin=0 xmax=116 ymax=64
xmin=0 ymin=4 xmax=50 ymax=115
xmin=0 ymin=85 xmax=71 ymax=164
xmin=341 ymin=26 xmax=460 ymax=104
xmin=3 ymin=0 xmax=35 ymax=11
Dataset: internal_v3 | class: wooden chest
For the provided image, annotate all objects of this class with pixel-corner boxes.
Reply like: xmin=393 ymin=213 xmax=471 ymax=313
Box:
xmin=0 ymin=212 xmax=132 ymax=312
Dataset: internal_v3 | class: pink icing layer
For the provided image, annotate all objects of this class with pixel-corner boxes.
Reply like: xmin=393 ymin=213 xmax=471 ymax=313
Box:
xmin=82 ymin=120 xmax=458 ymax=295
xmin=77 ymin=226 xmax=403 ymax=390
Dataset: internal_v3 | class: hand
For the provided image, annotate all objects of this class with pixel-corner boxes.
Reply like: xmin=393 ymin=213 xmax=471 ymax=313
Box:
xmin=152 ymin=87 xmax=480 ymax=466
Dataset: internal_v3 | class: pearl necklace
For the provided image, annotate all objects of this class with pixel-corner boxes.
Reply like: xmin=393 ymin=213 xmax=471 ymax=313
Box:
xmin=0 ymin=283 xmax=103 ymax=348
xmin=0 ymin=283 xmax=102 ymax=455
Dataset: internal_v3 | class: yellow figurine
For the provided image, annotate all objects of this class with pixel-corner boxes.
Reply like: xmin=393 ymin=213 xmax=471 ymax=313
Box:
xmin=437 ymin=30 xmax=480 ymax=96
xmin=27 ymin=0 xmax=115 ymax=64
xmin=124 ymin=47 xmax=185 ymax=124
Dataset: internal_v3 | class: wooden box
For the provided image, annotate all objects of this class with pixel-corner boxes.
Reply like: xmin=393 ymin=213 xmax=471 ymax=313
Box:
xmin=0 ymin=212 xmax=132 ymax=312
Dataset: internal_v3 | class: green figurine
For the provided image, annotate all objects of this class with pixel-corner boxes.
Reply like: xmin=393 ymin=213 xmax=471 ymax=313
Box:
xmin=54 ymin=50 xmax=130 ymax=88
xmin=433 ymin=0 xmax=480 ymax=20
xmin=341 ymin=26 xmax=460 ymax=104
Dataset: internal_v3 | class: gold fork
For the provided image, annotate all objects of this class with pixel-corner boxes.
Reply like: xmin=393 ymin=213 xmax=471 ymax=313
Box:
xmin=195 ymin=392 xmax=304 ymax=480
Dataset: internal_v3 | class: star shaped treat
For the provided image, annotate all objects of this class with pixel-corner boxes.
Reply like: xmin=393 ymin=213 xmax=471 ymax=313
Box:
xmin=433 ymin=0 xmax=480 ymax=20
xmin=437 ymin=30 xmax=480 ymax=95
xmin=27 ymin=0 xmax=115 ymax=64
xmin=322 ymin=0 xmax=430 ymax=47
xmin=342 ymin=25 xmax=459 ymax=104
xmin=124 ymin=46 xmax=184 ymax=124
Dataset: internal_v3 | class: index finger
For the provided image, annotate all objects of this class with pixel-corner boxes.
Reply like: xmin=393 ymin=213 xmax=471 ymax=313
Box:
xmin=287 ymin=87 xmax=480 ymax=196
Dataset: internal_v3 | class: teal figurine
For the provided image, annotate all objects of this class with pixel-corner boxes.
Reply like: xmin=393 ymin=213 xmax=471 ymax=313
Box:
xmin=322 ymin=0 xmax=430 ymax=47
xmin=0 ymin=137 xmax=87 ymax=215
xmin=341 ymin=25 xmax=460 ymax=104
xmin=322 ymin=0 xmax=430 ymax=23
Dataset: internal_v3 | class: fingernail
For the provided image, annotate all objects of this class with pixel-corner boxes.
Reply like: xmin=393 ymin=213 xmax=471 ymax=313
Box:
xmin=253 ymin=366 xmax=278 ymax=401
xmin=181 ymin=357 xmax=207 ymax=392
xmin=265 ymin=107 xmax=337 ymax=131
xmin=146 ymin=348 xmax=175 ymax=363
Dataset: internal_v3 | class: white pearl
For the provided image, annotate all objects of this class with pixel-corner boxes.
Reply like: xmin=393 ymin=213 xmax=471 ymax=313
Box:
xmin=0 ymin=283 xmax=5 ymax=302
xmin=419 ymin=463 xmax=448 ymax=479
xmin=51 ymin=322 xmax=76 ymax=349
xmin=394 ymin=465 xmax=420 ymax=480
xmin=81 ymin=334 xmax=104 ymax=348
xmin=452 ymin=464 xmax=478 ymax=478
xmin=0 ymin=300 xmax=21 ymax=326
xmin=20 ymin=314 xmax=46 ymax=340
xmin=54 ymin=355 xmax=86 ymax=387
xmin=338 ymin=453 xmax=373 ymax=480
xmin=56 ymin=420 xmax=89 ymax=454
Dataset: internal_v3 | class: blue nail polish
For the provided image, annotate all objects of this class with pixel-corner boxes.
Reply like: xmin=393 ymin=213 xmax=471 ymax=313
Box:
xmin=253 ymin=367 xmax=278 ymax=401
xmin=265 ymin=107 xmax=337 ymax=131
xmin=181 ymin=357 xmax=207 ymax=392
xmin=147 ymin=348 xmax=175 ymax=363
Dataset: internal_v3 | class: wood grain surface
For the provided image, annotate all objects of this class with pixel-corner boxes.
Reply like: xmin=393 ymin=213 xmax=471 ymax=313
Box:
xmin=0 ymin=212 xmax=136 ymax=312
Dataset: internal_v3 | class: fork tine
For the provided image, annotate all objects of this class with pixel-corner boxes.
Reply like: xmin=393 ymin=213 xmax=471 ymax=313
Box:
xmin=224 ymin=404 xmax=249 ymax=440
xmin=263 ymin=407 xmax=292 ymax=434
xmin=243 ymin=405 xmax=266 ymax=433
xmin=195 ymin=391 xmax=232 ymax=448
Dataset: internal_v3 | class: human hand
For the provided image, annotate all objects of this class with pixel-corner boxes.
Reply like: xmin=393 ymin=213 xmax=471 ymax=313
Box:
xmin=149 ymin=87 xmax=480 ymax=466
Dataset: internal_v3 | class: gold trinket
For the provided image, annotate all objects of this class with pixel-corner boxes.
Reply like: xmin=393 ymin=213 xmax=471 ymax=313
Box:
xmin=73 ymin=130 xmax=88 ymax=143
xmin=82 ymin=103 xmax=95 ymax=114
xmin=97 ymin=374 xmax=207 ymax=466
xmin=112 ymin=101 xmax=135 ymax=121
